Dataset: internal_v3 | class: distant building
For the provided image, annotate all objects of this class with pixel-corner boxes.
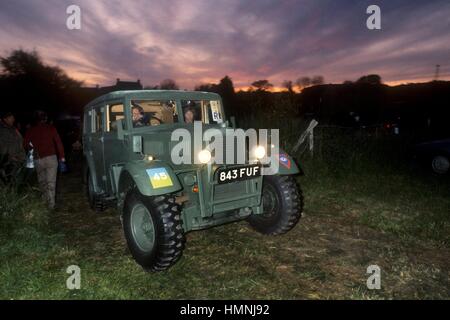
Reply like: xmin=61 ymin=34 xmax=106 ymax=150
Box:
xmin=70 ymin=79 xmax=143 ymax=115
xmin=99 ymin=78 xmax=143 ymax=94
xmin=78 ymin=78 xmax=142 ymax=97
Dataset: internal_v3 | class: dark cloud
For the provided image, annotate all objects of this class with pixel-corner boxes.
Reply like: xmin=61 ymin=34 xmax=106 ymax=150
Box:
xmin=0 ymin=0 xmax=448 ymax=88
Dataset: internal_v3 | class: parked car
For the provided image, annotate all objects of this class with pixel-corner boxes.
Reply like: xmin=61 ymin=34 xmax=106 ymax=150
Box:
xmin=414 ymin=138 xmax=450 ymax=174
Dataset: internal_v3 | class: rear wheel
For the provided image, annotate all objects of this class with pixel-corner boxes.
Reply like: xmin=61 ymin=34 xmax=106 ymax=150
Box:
xmin=431 ymin=155 xmax=449 ymax=174
xmin=248 ymin=175 xmax=303 ymax=235
xmin=122 ymin=190 xmax=185 ymax=272
xmin=86 ymin=171 xmax=106 ymax=212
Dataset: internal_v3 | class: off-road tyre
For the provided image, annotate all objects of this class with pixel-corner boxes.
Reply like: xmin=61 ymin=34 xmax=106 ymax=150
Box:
xmin=122 ymin=190 xmax=185 ymax=272
xmin=248 ymin=175 xmax=303 ymax=235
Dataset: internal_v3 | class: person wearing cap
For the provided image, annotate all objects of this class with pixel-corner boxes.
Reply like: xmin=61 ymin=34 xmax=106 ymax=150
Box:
xmin=0 ymin=112 xmax=26 ymax=183
xmin=24 ymin=111 xmax=65 ymax=209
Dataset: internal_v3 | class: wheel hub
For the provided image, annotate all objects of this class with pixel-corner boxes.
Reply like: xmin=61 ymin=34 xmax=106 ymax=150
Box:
xmin=130 ymin=204 xmax=155 ymax=252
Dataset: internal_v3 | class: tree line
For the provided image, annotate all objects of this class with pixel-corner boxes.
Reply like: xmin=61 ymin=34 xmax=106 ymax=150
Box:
xmin=1 ymin=49 xmax=449 ymax=140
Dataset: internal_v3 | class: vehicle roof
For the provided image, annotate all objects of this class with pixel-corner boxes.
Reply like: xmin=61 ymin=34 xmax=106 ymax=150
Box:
xmin=85 ymin=90 xmax=221 ymax=108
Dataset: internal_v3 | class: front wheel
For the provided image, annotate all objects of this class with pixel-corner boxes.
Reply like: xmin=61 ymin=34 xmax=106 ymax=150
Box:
xmin=431 ymin=155 xmax=450 ymax=175
xmin=248 ymin=175 xmax=303 ymax=235
xmin=122 ymin=190 xmax=185 ymax=272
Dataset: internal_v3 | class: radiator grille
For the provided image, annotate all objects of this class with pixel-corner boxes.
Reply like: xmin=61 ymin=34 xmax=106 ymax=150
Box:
xmin=213 ymin=180 xmax=248 ymax=201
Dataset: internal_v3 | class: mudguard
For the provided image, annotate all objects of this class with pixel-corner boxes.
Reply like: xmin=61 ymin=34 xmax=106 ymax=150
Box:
xmin=271 ymin=149 xmax=302 ymax=175
xmin=119 ymin=160 xmax=182 ymax=197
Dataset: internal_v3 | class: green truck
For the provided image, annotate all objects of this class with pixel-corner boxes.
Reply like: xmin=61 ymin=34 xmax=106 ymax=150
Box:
xmin=82 ymin=90 xmax=303 ymax=271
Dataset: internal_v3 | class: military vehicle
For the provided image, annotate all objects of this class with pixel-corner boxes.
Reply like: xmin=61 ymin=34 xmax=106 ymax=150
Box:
xmin=82 ymin=90 xmax=303 ymax=271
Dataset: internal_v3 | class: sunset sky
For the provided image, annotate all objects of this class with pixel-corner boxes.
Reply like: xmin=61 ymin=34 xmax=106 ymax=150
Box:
xmin=0 ymin=0 xmax=449 ymax=89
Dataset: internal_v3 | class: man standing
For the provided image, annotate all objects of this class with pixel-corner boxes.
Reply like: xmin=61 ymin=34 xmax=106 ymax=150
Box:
xmin=24 ymin=111 xmax=65 ymax=209
xmin=0 ymin=112 xmax=26 ymax=183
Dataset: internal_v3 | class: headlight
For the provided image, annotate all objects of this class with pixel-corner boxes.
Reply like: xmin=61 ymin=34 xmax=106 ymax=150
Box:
xmin=198 ymin=149 xmax=212 ymax=164
xmin=254 ymin=146 xmax=266 ymax=159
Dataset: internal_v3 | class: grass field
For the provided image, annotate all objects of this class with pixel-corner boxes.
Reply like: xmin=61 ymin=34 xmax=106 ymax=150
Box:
xmin=1 ymin=133 xmax=449 ymax=299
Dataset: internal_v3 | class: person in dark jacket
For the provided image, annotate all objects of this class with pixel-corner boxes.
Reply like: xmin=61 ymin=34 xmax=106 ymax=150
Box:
xmin=24 ymin=111 xmax=65 ymax=209
xmin=0 ymin=111 xmax=26 ymax=183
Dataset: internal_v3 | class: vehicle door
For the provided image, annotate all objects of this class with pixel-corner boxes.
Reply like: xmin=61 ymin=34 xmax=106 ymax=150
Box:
xmin=86 ymin=104 xmax=106 ymax=193
xmin=103 ymin=101 xmax=127 ymax=195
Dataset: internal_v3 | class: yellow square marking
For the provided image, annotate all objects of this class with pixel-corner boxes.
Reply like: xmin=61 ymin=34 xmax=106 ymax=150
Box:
xmin=146 ymin=168 xmax=173 ymax=189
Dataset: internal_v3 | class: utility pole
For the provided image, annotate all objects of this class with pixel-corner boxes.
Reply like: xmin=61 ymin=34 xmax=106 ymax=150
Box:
xmin=434 ymin=64 xmax=440 ymax=81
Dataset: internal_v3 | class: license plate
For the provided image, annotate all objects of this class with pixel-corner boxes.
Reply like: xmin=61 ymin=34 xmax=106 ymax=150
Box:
xmin=217 ymin=165 xmax=261 ymax=184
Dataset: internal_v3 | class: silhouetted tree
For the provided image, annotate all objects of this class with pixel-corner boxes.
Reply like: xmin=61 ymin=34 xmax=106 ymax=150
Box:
xmin=218 ymin=76 xmax=235 ymax=95
xmin=295 ymin=77 xmax=311 ymax=90
xmin=1 ymin=49 xmax=42 ymax=76
xmin=311 ymin=75 xmax=325 ymax=86
xmin=251 ymin=79 xmax=273 ymax=91
xmin=1 ymin=49 xmax=81 ymax=90
xmin=0 ymin=49 xmax=81 ymax=117
xmin=194 ymin=76 xmax=236 ymax=115
xmin=217 ymin=75 xmax=236 ymax=114
xmin=195 ymin=83 xmax=217 ymax=92
xmin=357 ymin=74 xmax=382 ymax=85
xmin=159 ymin=79 xmax=179 ymax=90
xmin=282 ymin=80 xmax=294 ymax=93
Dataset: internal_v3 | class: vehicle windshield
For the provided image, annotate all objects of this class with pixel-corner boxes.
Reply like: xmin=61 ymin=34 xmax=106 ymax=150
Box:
xmin=130 ymin=100 xmax=178 ymax=128
xmin=181 ymin=100 xmax=223 ymax=124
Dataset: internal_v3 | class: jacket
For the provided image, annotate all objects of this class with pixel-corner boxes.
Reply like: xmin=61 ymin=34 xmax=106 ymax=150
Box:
xmin=24 ymin=123 xmax=65 ymax=160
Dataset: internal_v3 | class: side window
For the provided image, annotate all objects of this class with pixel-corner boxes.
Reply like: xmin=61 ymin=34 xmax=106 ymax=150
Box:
xmin=208 ymin=101 xmax=223 ymax=124
xmin=130 ymin=100 xmax=178 ymax=128
xmin=93 ymin=107 xmax=103 ymax=133
xmin=181 ymin=100 xmax=202 ymax=124
xmin=107 ymin=103 xmax=124 ymax=132
xmin=181 ymin=100 xmax=223 ymax=124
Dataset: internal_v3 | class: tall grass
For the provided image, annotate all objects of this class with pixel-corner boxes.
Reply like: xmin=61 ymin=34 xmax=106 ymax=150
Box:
xmin=0 ymin=186 xmax=47 ymax=230
xmin=238 ymin=114 xmax=450 ymax=245
xmin=0 ymin=186 xmax=70 ymax=299
xmin=293 ymin=125 xmax=450 ymax=246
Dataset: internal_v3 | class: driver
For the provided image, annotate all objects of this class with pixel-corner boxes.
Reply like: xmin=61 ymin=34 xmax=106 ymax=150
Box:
xmin=132 ymin=105 xmax=146 ymax=127
xmin=132 ymin=102 xmax=164 ymax=127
